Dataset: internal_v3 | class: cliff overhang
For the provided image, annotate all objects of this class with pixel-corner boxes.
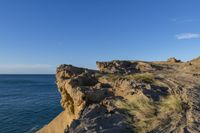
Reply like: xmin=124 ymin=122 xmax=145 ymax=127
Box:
xmin=39 ymin=57 xmax=200 ymax=133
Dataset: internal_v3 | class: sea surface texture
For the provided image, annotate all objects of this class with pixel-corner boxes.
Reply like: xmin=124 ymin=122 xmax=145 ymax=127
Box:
xmin=0 ymin=75 xmax=62 ymax=133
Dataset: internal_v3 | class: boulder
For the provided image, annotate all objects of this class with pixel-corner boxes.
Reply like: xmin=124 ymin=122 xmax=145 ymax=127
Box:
xmin=167 ymin=57 xmax=181 ymax=63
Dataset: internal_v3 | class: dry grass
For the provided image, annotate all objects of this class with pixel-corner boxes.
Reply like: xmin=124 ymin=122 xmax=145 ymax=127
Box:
xmin=126 ymin=73 xmax=155 ymax=83
xmin=115 ymin=94 xmax=182 ymax=133
xmin=159 ymin=95 xmax=182 ymax=113
xmin=103 ymin=74 xmax=121 ymax=82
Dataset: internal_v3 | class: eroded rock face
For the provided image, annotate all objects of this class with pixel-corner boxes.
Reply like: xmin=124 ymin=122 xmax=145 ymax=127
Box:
xmin=96 ymin=60 xmax=138 ymax=74
xmin=96 ymin=61 xmax=161 ymax=74
xmin=55 ymin=65 xmax=133 ymax=133
xmin=39 ymin=58 xmax=200 ymax=133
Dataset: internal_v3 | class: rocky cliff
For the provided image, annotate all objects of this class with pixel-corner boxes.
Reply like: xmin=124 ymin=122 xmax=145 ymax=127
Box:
xmin=38 ymin=57 xmax=200 ymax=133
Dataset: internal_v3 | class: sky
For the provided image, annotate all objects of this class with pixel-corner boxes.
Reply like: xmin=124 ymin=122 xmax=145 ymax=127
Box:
xmin=0 ymin=0 xmax=200 ymax=74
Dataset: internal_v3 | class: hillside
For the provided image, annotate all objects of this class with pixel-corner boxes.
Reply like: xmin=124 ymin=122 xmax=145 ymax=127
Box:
xmin=38 ymin=57 xmax=200 ymax=133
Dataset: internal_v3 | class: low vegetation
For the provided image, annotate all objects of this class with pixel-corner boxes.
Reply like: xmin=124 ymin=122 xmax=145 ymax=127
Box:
xmin=102 ymin=73 xmax=122 ymax=82
xmin=115 ymin=94 xmax=183 ymax=133
xmin=126 ymin=73 xmax=155 ymax=83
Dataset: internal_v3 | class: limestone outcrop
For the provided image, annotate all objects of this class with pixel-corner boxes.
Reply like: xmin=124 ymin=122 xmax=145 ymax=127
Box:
xmin=39 ymin=57 xmax=200 ymax=133
xmin=167 ymin=57 xmax=181 ymax=63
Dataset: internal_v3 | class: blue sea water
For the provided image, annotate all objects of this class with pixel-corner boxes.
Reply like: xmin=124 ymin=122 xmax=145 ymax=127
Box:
xmin=0 ymin=75 xmax=63 ymax=133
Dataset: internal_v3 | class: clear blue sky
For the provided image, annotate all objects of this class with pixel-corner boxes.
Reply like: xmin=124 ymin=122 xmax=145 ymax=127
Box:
xmin=0 ymin=0 xmax=200 ymax=74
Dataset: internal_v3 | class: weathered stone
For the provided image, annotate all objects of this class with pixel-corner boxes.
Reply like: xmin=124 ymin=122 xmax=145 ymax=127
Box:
xmin=39 ymin=57 xmax=200 ymax=133
xmin=167 ymin=57 xmax=181 ymax=63
xmin=136 ymin=62 xmax=155 ymax=72
xmin=66 ymin=104 xmax=133 ymax=133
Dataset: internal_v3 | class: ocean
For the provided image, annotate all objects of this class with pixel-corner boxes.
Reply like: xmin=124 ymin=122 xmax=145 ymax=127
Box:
xmin=0 ymin=75 xmax=62 ymax=133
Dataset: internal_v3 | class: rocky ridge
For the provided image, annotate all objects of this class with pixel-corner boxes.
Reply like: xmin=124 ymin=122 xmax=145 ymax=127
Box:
xmin=39 ymin=57 xmax=200 ymax=133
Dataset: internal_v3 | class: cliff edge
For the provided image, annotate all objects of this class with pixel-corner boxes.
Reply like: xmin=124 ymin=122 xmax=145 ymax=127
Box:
xmin=38 ymin=57 xmax=200 ymax=133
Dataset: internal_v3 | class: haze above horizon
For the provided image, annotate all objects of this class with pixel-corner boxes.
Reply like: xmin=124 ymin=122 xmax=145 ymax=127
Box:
xmin=0 ymin=0 xmax=200 ymax=74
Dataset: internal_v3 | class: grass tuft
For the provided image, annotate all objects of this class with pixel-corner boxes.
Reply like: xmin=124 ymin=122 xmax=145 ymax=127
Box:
xmin=103 ymin=74 xmax=121 ymax=82
xmin=115 ymin=94 xmax=182 ymax=132
xmin=126 ymin=73 xmax=155 ymax=83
